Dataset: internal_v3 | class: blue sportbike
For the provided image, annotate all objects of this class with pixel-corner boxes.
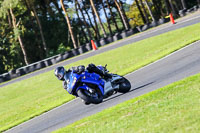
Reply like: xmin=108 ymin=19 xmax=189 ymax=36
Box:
xmin=64 ymin=65 xmax=131 ymax=104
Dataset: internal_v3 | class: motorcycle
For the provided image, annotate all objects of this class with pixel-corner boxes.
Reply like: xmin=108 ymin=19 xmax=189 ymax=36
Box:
xmin=63 ymin=65 xmax=131 ymax=104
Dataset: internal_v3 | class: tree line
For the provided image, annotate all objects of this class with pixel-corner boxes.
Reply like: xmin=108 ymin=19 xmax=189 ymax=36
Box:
xmin=0 ymin=0 xmax=199 ymax=74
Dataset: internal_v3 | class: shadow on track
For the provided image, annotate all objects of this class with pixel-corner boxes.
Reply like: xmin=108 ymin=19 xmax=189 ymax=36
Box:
xmin=102 ymin=81 xmax=155 ymax=103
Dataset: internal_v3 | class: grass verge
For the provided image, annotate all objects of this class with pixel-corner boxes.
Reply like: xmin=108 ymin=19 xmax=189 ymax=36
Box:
xmin=55 ymin=73 xmax=200 ymax=133
xmin=0 ymin=23 xmax=200 ymax=132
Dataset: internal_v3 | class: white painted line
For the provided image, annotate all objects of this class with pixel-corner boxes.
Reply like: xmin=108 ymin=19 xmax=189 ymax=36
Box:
xmin=6 ymin=14 xmax=200 ymax=131
xmin=105 ymin=14 xmax=200 ymax=50
xmin=126 ymin=40 xmax=200 ymax=77
xmin=6 ymin=98 xmax=80 ymax=131
xmin=130 ymin=15 xmax=200 ymax=40
xmin=21 ymin=41 xmax=200 ymax=122
xmin=7 ymin=40 xmax=200 ymax=132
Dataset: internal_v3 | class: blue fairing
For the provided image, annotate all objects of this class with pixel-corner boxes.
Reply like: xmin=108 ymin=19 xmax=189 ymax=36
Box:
xmin=78 ymin=72 xmax=105 ymax=95
xmin=64 ymin=71 xmax=78 ymax=94
xmin=64 ymin=70 xmax=105 ymax=95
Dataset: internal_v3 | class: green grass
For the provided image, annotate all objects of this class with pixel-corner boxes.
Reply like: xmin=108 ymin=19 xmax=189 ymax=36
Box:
xmin=55 ymin=73 xmax=200 ymax=133
xmin=0 ymin=23 xmax=200 ymax=132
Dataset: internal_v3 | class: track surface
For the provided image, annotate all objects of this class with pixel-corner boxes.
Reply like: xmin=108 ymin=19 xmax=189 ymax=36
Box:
xmin=1 ymin=11 xmax=200 ymax=88
xmin=6 ymin=40 xmax=200 ymax=133
xmin=4 ymin=12 xmax=200 ymax=133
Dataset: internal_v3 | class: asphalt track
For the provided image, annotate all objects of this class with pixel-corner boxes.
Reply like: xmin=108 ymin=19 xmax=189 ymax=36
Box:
xmin=4 ymin=12 xmax=200 ymax=133
xmin=1 ymin=11 xmax=200 ymax=88
xmin=6 ymin=39 xmax=200 ymax=133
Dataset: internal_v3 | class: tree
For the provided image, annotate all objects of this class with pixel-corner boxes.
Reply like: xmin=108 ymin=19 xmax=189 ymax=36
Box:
xmin=89 ymin=0 xmax=107 ymax=37
xmin=10 ymin=8 xmax=29 ymax=65
xmin=0 ymin=0 xmax=30 ymax=65
xmin=1 ymin=0 xmax=199 ymax=74
xmin=139 ymin=0 xmax=149 ymax=23
xmin=91 ymin=4 xmax=101 ymax=39
xmin=174 ymin=0 xmax=183 ymax=11
xmin=151 ymin=0 xmax=162 ymax=19
xmin=181 ymin=0 xmax=187 ymax=9
xmin=114 ymin=0 xmax=129 ymax=30
xmin=163 ymin=0 xmax=171 ymax=15
xmin=75 ymin=0 xmax=92 ymax=41
xmin=112 ymin=1 xmax=125 ymax=29
xmin=75 ymin=5 xmax=89 ymax=43
xmin=80 ymin=0 xmax=98 ymax=39
xmin=60 ymin=0 xmax=78 ymax=49
xmin=75 ymin=1 xmax=89 ymax=43
xmin=118 ymin=0 xmax=131 ymax=29
xmin=105 ymin=0 xmax=119 ymax=32
xmin=52 ymin=0 xmax=68 ymax=26
xmin=144 ymin=0 xmax=156 ymax=22
xmin=198 ymin=0 xmax=200 ymax=6
xmin=135 ymin=0 xmax=146 ymax=24
xmin=0 ymin=18 xmax=23 ymax=73
xmin=25 ymin=0 xmax=48 ymax=56
xmin=168 ymin=0 xmax=178 ymax=17
xmin=101 ymin=0 xmax=113 ymax=36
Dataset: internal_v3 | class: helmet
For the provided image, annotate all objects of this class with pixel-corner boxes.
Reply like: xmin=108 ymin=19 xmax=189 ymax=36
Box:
xmin=55 ymin=66 xmax=66 ymax=81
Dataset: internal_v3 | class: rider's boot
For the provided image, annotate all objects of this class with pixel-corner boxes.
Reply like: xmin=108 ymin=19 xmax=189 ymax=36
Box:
xmin=82 ymin=99 xmax=90 ymax=105
xmin=103 ymin=73 xmax=112 ymax=80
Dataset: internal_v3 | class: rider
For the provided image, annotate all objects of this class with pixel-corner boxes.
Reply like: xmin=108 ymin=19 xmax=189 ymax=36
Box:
xmin=54 ymin=63 xmax=112 ymax=89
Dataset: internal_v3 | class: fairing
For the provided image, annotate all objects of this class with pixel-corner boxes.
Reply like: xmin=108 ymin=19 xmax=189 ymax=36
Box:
xmin=64 ymin=71 xmax=105 ymax=95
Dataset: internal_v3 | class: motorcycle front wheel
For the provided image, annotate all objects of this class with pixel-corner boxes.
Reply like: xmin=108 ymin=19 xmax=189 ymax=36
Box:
xmin=77 ymin=89 xmax=103 ymax=104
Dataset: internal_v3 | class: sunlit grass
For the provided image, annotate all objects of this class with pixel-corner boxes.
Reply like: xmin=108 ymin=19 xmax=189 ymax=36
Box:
xmin=55 ymin=73 xmax=200 ymax=133
xmin=0 ymin=23 xmax=200 ymax=132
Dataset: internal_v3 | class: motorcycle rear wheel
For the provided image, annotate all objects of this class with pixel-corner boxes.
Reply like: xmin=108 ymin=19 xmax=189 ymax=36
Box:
xmin=118 ymin=77 xmax=131 ymax=93
xmin=77 ymin=89 xmax=103 ymax=104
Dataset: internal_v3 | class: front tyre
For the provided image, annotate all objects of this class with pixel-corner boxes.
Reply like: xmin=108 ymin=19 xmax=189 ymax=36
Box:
xmin=118 ymin=77 xmax=131 ymax=93
xmin=77 ymin=89 xmax=103 ymax=104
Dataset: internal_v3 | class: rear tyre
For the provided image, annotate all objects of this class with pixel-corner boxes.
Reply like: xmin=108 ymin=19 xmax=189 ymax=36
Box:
xmin=118 ymin=77 xmax=131 ymax=93
xmin=77 ymin=89 xmax=103 ymax=104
